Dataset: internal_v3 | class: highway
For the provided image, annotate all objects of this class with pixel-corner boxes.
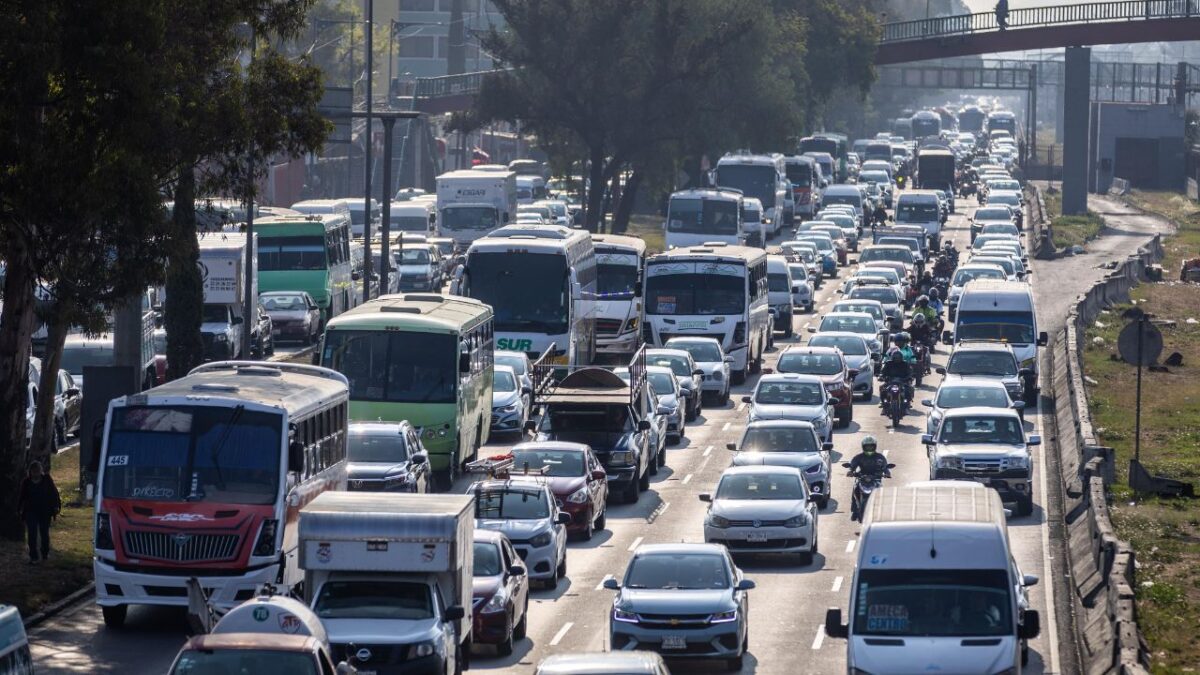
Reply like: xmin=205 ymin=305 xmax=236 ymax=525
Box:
xmin=30 ymin=195 xmax=1138 ymax=674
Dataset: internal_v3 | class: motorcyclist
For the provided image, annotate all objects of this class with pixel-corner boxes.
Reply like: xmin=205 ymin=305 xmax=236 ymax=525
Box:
xmin=933 ymin=250 xmax=955 ymax=278
xmin=879 ymin=349 xmax=913 ymax=410
xmin=909 ymin=312 xmax=935 ymax=347
xmin=917 ymin=270 xmax=934 ymax=295
xmin=911 ymin=295 xmax=938 ymax=326
xmin=848 ymin=436 xmax=891 ymax=478
xmin=872 ymin=201 xmax=888 ymax=230
xmin=928 ymin=287 xmax=946 ymax=316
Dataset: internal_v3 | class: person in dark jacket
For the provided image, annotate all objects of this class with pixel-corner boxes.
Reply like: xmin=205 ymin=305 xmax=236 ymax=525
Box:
xmin=18 ymin=461 xmax=61 ymax=564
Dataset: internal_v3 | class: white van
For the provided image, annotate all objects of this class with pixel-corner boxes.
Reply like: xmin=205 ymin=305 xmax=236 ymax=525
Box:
xmin=290 ymin=198 xmax=357 ymax=234
xmin=389 ymin=200 xmax=437 ymax=235
xmin=766 ymin=255 xmax=796 ymax=337
xmin=950 ymin=280 xmax=1047 ymax=405
xmin=0 ymin=604 xmax=32 ymax=674
xmin=894 ymin=191 xmax=943 ymax=248
xmin=825 ymin=481 xmax=1041 ymax=674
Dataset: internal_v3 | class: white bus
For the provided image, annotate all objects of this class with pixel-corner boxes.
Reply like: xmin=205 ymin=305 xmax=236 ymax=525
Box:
xmin=459 ymin=224 xmax=597 ymax=366
xmin=713 ymin=153 xmax=787 ymax=232
xmin=92 ymin=361 xmax=350 ymax=626
xmin=642 ymin=243 xmax=770 ymax=383
xmin=591 ymin=234 xmax=647 ymax=358
xmin=664 ymin=188 xmax=744 ymax=250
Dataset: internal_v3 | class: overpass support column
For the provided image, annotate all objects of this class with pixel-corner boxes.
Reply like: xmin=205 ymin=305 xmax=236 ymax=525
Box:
xmin=1063 ymin=46 xmax=1091 ymax=215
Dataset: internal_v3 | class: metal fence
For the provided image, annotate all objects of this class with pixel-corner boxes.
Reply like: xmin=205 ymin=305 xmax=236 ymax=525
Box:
xmin=882 ymin=0 xmax=1200 ymax=43
xmin=413 ymin=69 xmax=507 ymax=100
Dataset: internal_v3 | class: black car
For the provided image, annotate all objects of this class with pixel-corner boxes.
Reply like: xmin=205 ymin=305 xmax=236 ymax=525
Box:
xmin=345 ymin=421 xmax=432 ymax=493
xmin=260 ymin=291 xmax=322 ymax=345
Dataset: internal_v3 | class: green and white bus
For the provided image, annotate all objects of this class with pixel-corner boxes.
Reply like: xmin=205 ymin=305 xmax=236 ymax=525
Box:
xmin=319 ymin=293 xmax=494 ymax=485
xmin=256 ymin=214 xmax=354 ymax=323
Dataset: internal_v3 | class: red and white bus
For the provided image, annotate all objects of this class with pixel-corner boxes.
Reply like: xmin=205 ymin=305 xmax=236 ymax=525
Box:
xmin=92 ymin=361 xmax=349 ymax=627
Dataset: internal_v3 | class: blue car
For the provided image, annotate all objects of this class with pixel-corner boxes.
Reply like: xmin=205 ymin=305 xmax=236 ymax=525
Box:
xmin=604 ymin=543 xmax=755 ymax=670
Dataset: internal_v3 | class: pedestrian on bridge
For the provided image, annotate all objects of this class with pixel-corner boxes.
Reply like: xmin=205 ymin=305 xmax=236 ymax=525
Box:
xmin=995 ymin=0 xmax=1010 ymax=30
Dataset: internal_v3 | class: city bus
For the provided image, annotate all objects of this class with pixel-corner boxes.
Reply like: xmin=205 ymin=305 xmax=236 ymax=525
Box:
xmin=459 ymin=224 xmax=597 ymax=367
xmin=92 ymin=361 xmax=350 ymax=627
xmin=255 ymin=214 xmax=354 ymax=324
xmin=642 ymin=243 xmax=770 ymax=383
xmin=713 ymin=153 xmax=787 ymax=232
xmin=987 ymin=110 xmax=1019 ymax=138
xmin=911 ymin=110 xmax=942 ymax=140
xmin=958 ymin=105 xmax=987 ymax=134
xmin=591 ymin=234 xmax=647 ymax=358
xmin=664 ymin=188 xmax=745 ymax=249
xmin=319 ymin=293 xmax=493 ymax=485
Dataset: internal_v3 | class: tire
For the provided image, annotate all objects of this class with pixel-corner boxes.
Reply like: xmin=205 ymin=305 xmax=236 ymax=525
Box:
xmin=798 ymin=551 xmax=814 ymax=566
xmin=102 ymin=604 xmax=127 ymax=629
xmin=580 ymin=509 xmax=595 ymax=540
xmin=657 ymin=444 xmax=667 ymax=468
xmin=55 ymin=418 xmax=66 ymax=445
xmin=1016 ymin=495 xmax=1034 ymax=517
xmin=625 ymin=481 xmax=640 ymax=504
xmin=732 ymin=368 xmax=746 ymax=385
xmin=438 ymin=443 xmax=461 ymax=492
xmin=513 ymin=597 xmax=529 ymax=640
xmin=719 ymin=387 xmax=730 ymax=405
xmin=497 ymin=616 xmax=514 ymax=656
xmin=837 ymin=407 xmax=852 ymax=429
xmin=818 ymin=495 xmax=830 ymax=510
xmin=638 ymin=462 xmax=651 ymax=491
xmin=556 ymin=552 xmax=567 ymax=581
xmin=595 ymin=508 xmax=607 ymax=531
xmin=648 ymin=448 xmax=660 ymax=476
xmin=1023 ymin=384 xmax=1038 ymax=407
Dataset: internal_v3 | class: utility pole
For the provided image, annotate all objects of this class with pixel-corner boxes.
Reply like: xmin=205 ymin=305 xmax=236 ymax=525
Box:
xmin=449 ymin=0 xmax=466 ymax=75
xmin=243 ymin=28 xmax=257 ymax=361
xmin=362 ymin=0 xmax=374 ymax=304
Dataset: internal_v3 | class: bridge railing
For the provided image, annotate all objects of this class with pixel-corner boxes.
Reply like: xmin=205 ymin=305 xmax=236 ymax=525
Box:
xmin=881 ymin=0 xmax=1200 ymax=43
xmin=413 ymin=69 xmax=508 ymax=99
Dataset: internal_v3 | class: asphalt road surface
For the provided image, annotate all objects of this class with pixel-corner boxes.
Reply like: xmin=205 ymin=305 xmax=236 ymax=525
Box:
xmin=31 ymin=193 xmax=1168 ymax=674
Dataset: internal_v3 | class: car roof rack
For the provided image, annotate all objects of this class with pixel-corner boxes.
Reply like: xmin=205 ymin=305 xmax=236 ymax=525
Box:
xmin=531 ymin=345 xmax=646 ymax=408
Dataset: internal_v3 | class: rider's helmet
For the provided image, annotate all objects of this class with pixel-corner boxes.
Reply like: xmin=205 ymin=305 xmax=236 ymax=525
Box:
xmin=912 ymin=313 xmax=926 ymax=326
xmin=929 ymin=287 xmax=941 ymax=301
xmin=861 ymin=435 xmax=878 ymax=454
xmin=895 ymin=331 xmax=911 ymax=346
xmin=917 ymin=295 xmax=929 ymax=307
xmin=890 ymin=350 xmax=905 ymax=362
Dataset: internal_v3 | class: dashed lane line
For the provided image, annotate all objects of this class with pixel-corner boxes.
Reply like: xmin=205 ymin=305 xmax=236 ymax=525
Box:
xmin=682 ymin=474 xmax=693 ymax=485
xmin=549 ymin=622 xmax=574 ymax=646
xmin=831 ymin=576 xmax=843 ymax=592
xmin=845 ymin=540 xmax=856 ymax=554
xmin=627 ymin=536 xmax=644 ymax=552
xmin=811 ymin=624 xmax=826 ymax=650
xmin=703 ymin=445 xmax=713 ymax=456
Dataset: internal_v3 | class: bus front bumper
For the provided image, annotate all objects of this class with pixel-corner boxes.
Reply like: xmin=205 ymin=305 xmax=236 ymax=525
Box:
xmin=94 ymin=557 xmax=281 ymax=610
xmin=598 ymin=331 xmax=640 ymax=355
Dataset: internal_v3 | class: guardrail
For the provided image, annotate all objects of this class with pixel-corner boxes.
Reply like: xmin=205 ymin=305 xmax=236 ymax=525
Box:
xmin=881 ymin=0 xmax=1200 ymax=43
xmin=413 ymin=69 xmax=507 ymax=100
xmin=1025 ymin=183 xmax=1056 ymax=259
xmin=1045 ymin=232 xmax=1163 ymax=673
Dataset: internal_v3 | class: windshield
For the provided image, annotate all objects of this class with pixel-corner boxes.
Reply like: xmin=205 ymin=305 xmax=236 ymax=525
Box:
xmin=201 ymin=305 xmax=228 ymax=323
xmin=60 ymin=346 xmax=114 ymax=374
xmin=777 ymin=352 xmax=843 ymax=375
xmin=952 ymin=268 xmax=1005 ymax=286
xmin=399 ymin=249 xmax=431 ymax=264
xmin=647 ymin=372 xmax=676 ymax=395
xmin=948 ymin=351 xmax=1018 ymax=376
xmin=822 ymin=193 xmax=860 ymax=209
xmin=937 ymin=386 xmax=1010 ymax=409
xmin=666 ymin=198 xmax=740 ymax=236
xmin=103 ymin=406 xmax=282 ymax=505
xmin=476 ymin=489 xmax=550 ymax=520
xmin=860 ymin=268 xmax=900 ymax=284
xmin=262 ymin=294 xmax=307 ymax=311
xmin=493 ymin=370 xmax=517 ymax=393
xmin=739 ymin=427 xmax=819 ymax=453
xmin=510 ymin=448 xmax=586 ymax=477
xmin=715 ymin=164 xmax=778 ymax=208
xmin=322 ymin=330 xmax=457 ymax=403
xmin=495 ymin=355 xmax=527 ymax=376
xmin=348 ymin=432 xmax=409 ymax=463
xmin=391 ymin=215 xmax=429 ymax=232
xmin=315 ymin=580 xmax=433 ymax=620
xmin=819 ymin=315 xmax=875 ymax=334
xmin=860 ymin=171 xmax=890 ymax=185
xmin=798 ymin=237 xmax=832 ymax=253
xmin=878 ymin=238 xmax=919 ymax=254
xmin=848 ymin=287 xmax=899 ymax=305
xmin=442 ymin=206 xmax=498 ymax=231
xmin=597 ymin=263 xmax=639 ymax=297
xmin=853 ymin=569 xmax=1013 ymax=637
xmin=646 ymin=271 xmax=745 ymax=316
xmin=754 ymin=381 xmax=824 ymax=405
xmin=836 ymin=303 xmax=883 ymax=321
xmin=972 ymin=257 xmax=1015 ymax=275
xmin=467 ymin=251 xmax=569 ymax=334
xmin=716 ymin=472 xmax=806 ymax=500
xmin=785 ymin=163 xmax=812 ymax=188
xmin=937 ymin=415 xmax=1025 ymax=444
xmin=787 ymin=264 xmax=808 ymax=281
xmin=860 ymin=248 xmax=913 ymax=265
xmin=981 ymin=224 xmax=1018 ymax=236
xmin=171 ymin=650 xmax=317 ymax=675
xmin=896 ymin=201 xmax=939 ymax=223
xmin=955 ymin=311 xmax=1035 ymax=343
xmin=648 ymin=355 xmax=690 ymax=378
xmin=543 ymin=404 xmax=631 ymax=435
xmin=474 ymin=541 xmax=503 ymax=576
xmin=625 ymin=553 xmax=730 ymax=590
xmin=258 ymin=235 xmax=327 ymax=271
xmin=671 ymin=341 xmax=722 ymax=362
xmin=741 ymin=206 xmax=761 ymax=222
xmin=987 ymin=194 xmax=1019 ymax=206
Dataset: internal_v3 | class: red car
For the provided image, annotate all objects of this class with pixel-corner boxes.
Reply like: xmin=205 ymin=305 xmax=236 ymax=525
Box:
xmin=472 ymin=530 xmax=530 ymax=656
xmin=773 ymin=345 xmax=855 ymax=428
xmin=509 ymin=442 xmax=608 ymax=539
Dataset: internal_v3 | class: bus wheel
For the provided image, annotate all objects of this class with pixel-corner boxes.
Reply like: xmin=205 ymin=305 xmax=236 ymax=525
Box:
xmin=102 ymin=604 xmax=127 ymax=629
xmin=732 ymin=368 xmax=747 ymax=385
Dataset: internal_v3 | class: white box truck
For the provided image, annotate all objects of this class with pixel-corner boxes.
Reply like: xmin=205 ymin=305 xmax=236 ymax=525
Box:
xmin=198 ymin=233 xmax=257 ymax=360
xmin=300 ymin=492 xmax=474 ymax=675
xmin=436 ymin=169 xmax=517 ymax=248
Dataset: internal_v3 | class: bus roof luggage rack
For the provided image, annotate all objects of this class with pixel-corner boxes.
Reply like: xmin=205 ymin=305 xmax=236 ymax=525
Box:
xmin=531 ymin=345 xmax=646 ymax=408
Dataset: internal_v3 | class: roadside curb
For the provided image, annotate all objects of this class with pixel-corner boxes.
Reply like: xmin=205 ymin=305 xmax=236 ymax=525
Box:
xmin=23 ymin=582 xmax=94 ymax=630
xmin=269 ymin=344 xmax=316 ymax=363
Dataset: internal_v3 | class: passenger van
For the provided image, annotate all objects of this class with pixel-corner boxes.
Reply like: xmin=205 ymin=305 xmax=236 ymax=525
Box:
xmin=948 ymin=280 xmax=1047 ymax=405
xmin=825 ymin=481 xmax=1041 ymax=674
xmin=894 ymin=191 xmax=944 ymax=248
xmin=0 ymin=604 xmax=32 ymax=674
xmin=592 ymin=234 xmax=647 ymax=358
xmin=389 ymin=200 xmax=437 ymax=235
xmin=665 ymin=188 xmax=744 ymax=249
xmin=766 ymin=255 xmax=796 ymax=337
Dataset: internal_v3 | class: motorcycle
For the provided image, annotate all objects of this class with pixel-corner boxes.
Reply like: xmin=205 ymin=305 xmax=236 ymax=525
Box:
xmin=842 ymin=462 xmax=897 ymax=522
xmin=911 ymin=343 xmax=931 ymax=385
xmin=880 ymin=378 xmax=909 ymax=428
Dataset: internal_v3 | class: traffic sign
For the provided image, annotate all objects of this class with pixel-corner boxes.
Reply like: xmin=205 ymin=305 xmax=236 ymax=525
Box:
xmin=1118 ymin=319 xmax=1163 ymax=366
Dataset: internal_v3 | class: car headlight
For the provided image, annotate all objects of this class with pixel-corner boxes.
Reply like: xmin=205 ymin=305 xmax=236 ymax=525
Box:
xmin=709 ymin=609 xmax=738 ymax=623
xmin=656 ymin=404 xmax=677 ymax=415
xmin=567 ymin=486 xmax=590 ymax=504
xmin=481 ymin=589 xmax=508 ymax=613
xmin=423 ymin=426 xmax=449 ymax=439
xmin=1008 ymin=455 xmax=1029 ymax=469
xmin=609 ymin=450 xmax=634 ymax=465
xmin=784 ymin=514 xmax=809 ymax=528
xmin=384 ymin=473 xmax=412 ymax=490
xmin=411 ymin=641 xmax=436 ymax=658
xmin=214 ymin=334 xmax=228 ymax=343
xmin=938 ymin=455 xmax=964 ymax=470
xmin=825 ymin=381 xmax=845 ymax=392
xmin=613 ymin=608 xmax=639 ymax=623
xmin=711 ymin=370 xmax=723 ymax=381
xmin=498 ymin=404 xmax=517 ymax=413
xmin=708 ymin=514 xmax=731 ymax=529
xmin=625 ymin=317 xmax=639 ymax=331
xmin=805 ymin=463 xmax=823 ymax=474
xmin=529 ymin=531 xmax=553 ymax=548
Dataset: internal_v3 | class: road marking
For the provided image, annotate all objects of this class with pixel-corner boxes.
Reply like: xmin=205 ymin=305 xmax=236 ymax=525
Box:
xmin=627 ymin=536 xmax=644 ymax=552
xmin=811 ymin=624 xmax=825 ymax=650
xmin=845 ymin=540 xmax=856 ymax=553
xmin=595 ymin=576 xmax=611 ymax=591
xmin=699 ymin=456 xmax=711 ymax=470
xmin=703 ymin=445 xmax=713 ymax=457
xmin=737 ymin=402 xmax=746 ymax=412
xmin=549 ymin=622 xmax=574 ymax=646
xmin=831 ymin=576 xmax=843 ymax=592
xmin=721 ymin=422 xmax=731 ymax=431
xmin=682 ymin=474 xmax=693 ymax=485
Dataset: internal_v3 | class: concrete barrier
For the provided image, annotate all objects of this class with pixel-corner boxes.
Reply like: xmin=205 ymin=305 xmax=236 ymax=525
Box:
xmin=1026 ymin=183 xmax=1056 ymax=259
xmin=1047 ymin=233 xmax=1163 ymax=673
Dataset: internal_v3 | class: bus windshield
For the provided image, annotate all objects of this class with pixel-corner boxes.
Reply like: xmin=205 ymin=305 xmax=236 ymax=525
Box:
xmin=785 ymin=163 xmax=812 ymax=188
xmin=715 ymin=164 xmax=778 ymax=209
xmin=391 ymin=215 xmax=429 ymax=232
xmin=666 ymin=198 xmax=740 ymax=236
xmin=646 ymin=271 xmax=745 ymax=316
xmin=897 ymin=202 xmax=939 ymax=223
xmin=853 ymin=569 xmax=1013 ymax=637
xmin=597 ymin=263 xmax=639 ymax=297
xmin=322 ymin=330 xmax=457 ymax=403
xmin=103 ymin=406 xmax=283 ymax=505
xmin=258 ymin=236 xmax=327 ymax=271
xmin=442 ymin=206 xmax=498 ymax=232
xmin=467 ymin=252 xmax=569 ymax=335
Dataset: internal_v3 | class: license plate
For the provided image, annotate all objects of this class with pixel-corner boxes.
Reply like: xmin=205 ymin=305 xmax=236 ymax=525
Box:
xmin=747 ymin=532 xmax=768 ymax=542
xmin=661 ymin=635 xmax=687 ymax=650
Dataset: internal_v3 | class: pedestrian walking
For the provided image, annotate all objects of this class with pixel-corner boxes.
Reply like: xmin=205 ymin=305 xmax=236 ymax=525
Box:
xmin=995 ymin=0 xmax=1010 ymax=30
xmin=18 ymin=461 xmax=62 ymax=564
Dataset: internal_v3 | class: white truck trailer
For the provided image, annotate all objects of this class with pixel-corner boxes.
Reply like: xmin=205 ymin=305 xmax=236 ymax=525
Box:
xmin=197 ymin=233 xmax=257 ymax=361
xmin=436 ymin=168 xmax=517 ymax=248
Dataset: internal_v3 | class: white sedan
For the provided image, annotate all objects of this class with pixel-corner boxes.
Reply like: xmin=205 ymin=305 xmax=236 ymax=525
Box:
xmin=701 ymin=465 xmax=819 ymax=565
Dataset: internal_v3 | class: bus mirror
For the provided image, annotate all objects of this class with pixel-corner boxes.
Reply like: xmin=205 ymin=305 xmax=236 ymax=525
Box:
xmin=459 ymin=352 xmax=471 ymax=372
xmin=288 ymin=437 xmax=304 ymax=472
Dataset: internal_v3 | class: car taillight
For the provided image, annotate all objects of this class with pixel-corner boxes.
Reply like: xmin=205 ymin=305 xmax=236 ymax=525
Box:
xmin=95 ymin=512 xmax=114 ymax=550
xmin=733 ymin=322 xmax=746 ymax=345
xmin=254 ymin=519 xmax=279 ymax=557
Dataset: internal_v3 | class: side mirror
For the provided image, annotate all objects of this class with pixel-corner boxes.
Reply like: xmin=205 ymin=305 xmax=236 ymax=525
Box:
xmin=459 ymin=352 xmax=471 ymax=372
xmin=724 ymin=356 xmax=734 ymax=364
xmin=230 ymin=315 xmax=243 ymax=325
xmin=1019 ymin=610 xmax=1041 ymax=639
xmin=725 ymin=442 xmax=736 ymax=451
xmin=1037 ymin=331 xmax=1049 ymax=346
xmin=921 ymin=398 xmax=934 ymax=406
xmin=827 ymin=397 xmax=839 ymax=406
xmin=886 ymin=462 xmax=896 ymax=469
xmin=741 ymin=395 xmax=752 ymax=403
xmin=637 ymin=420 xmax=652 ymax=432
xmin=523 ymin=419 xmax=538 ymax=433
xmin=1023 ymin=574 xmax=1040 ymax=587
xmin=840 ymin=462 xmax=852 ymax=469
xmin=288 ymin=437 xmax=304 ymax=472
xmin=411 ymin=453 xmax=428 ymax=465
xmin=822 ymin=441 xmax=834 ymax=452
xmin=735 ymin=579 xmax=756 ymax=591
xmin=807 ymin=326 xmax=817 ymax=333
xmin=935 ymin=367 xmax=946 ymax=375
xmin=824 ymin=608 xmax=848 ymax=638
xmin=591 ymin=469 xmax=606 ymax=480
xmin=847 ymin=369 xmax=859 ymax=378
xmin=1018 ymin=368 xmax=1033 ymax=377
xmin=66 ymin=387 xmax=80 ymax=397
xmin=921 ymin=434 xmax=934 ymax=445
xmin=699 ymin=493 xmax=712 ymax=502
xmin=1012 ymin=401 xmax=1026 ymax=410
xmin=1028 ymin=435 xmax=1042 ymax=446
xmin=557 ymin=512 xmax=572 ymax=524
xmin=508 ymin=564 xmax=527 ymax=577
xmin=762 ymin=367 xmax=775 ymax=375
xmin=444 ymin=605 xmax=465 ymax=622
xmin=602 ymin=577 xmax=621 ymax=590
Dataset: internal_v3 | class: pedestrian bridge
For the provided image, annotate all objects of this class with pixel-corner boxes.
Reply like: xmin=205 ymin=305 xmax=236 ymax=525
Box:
xmin=877 ymin=0 xmax=1200 ymax=64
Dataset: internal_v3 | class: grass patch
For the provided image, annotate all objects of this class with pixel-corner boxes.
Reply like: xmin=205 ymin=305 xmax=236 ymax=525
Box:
xmin=1051 ymin=212 xmax=1104 ymax=249
xmin=0 ymin=447 xmax=95 ymax=618
xmin=1125 ymin=190 xmax=1200 ymax=273
xmin=1081 ymin=189 xmax=1200 ymax=673
xmin=623 ymin=214 xmax=666 ymax=254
